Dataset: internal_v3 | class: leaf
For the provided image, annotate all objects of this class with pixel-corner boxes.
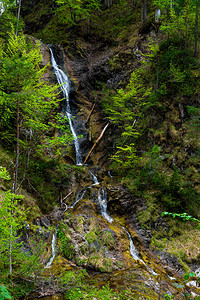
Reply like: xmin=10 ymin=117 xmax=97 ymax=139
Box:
xmin=184 ymin=274 xmax=189 ymax=280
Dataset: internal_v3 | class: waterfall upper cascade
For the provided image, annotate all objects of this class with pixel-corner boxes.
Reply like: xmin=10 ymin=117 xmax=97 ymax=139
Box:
xmin=49 ymin=48 xmax=82 ymax=165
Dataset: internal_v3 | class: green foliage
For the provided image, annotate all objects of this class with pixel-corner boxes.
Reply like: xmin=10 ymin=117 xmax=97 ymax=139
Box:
xmin=164 ymin=294 xmax=174 ymax=300
xmin=65 ymin=283 xmax=118 ymax=300
xmin=156 ymin=38 xmax=198 ymax=97
xmin=58 ymin=269 xmax=87 ymax=288
xmin=0 ymin=168 xmax=45 ymax=297
xmin=162 ymin=212 xmax=200 ymax=228
xmin=0 ymin=27 xmax=73 ymax=210
xmin=0 ymin=285 xmax=11 ymax=300
xmin=85 ymin=231 xmax=97 ymax=244
xmin=100 ymin=231 xmax=115 ymax=250
xmin=0 ymin=166 xmax=10 ymax=180
xmin=58 ymin=226 xmax=75 ymax=259
xmin=153 ymin=0 xmax=199 ymax=47
xmin=101 ymin=32 xmax=200 ymax=214
xmin=55 ymin=0 xmax=100 ymax=26
xmin=0 ymin=26 xmax=59 ymax=146
xmin=102 ymin=69 xmax=151 ymax=168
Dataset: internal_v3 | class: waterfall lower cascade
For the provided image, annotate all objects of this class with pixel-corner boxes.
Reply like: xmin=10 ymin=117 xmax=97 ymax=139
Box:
xmin=49 ymin=48 xmax=82 ymax=165
xmin=93 ymin=175 xmax=158 ymax=276
xmin=45 ymin=232 xmax=57 ymax=268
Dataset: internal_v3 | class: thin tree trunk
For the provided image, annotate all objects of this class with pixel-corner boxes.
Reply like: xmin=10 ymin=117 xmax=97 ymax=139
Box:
xmin=16 ymin=0 xmax=22 ymax=36
xmin=141 ymin=0 xmax=143 ymax=24
xmin=10 ymin=78 xmax=20 ymax=278
xmin=9 ymin=226 xmax=13 ymax=277
xmin=86 ymin=103 xmax=95 ymax=124
xmin=194 ymin=0 xmax=199 ymax=58
xmin=13 ymin=79 xmax=20 ymax=194
xmin=144 ymin=0 xmax=147 ymax=23
xmin=141 ymin=0 xmax=147 ymax=24
xmin=185 ymin=0 xmax=188 ymax=47
xmin=83 ymin=123 xmax=109 ymax=165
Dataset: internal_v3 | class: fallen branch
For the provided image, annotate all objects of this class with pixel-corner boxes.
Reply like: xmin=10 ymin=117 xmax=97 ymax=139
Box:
xmin=62 ymin=189 xmax=75 ymax=202
xmin=86 ymin=103 xmax=95 ymax=124
xmin=83 ymin=122 xmax=109 ymax=165
xmin=61 ymin=202 xmax=68 ymax=213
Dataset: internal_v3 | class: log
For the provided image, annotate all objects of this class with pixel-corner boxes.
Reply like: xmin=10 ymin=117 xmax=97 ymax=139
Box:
xmin=83 ymin=123 xmax=109 ymax=165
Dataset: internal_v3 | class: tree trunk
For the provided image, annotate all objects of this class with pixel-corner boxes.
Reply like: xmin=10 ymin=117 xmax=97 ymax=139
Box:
xmin=185 ymin=0 xmax=189 ymax=47
xmin=10 ymin=78 xmax=20 ymax=278
xmin=13 ymin=79 xmax=20 ymax=195
xmin=86 ymin=103 xmax=95 ymax=124
xmin=144 ymin=0 xmax=147 ymax=23
xmin=105 ymin=0 xmax=112 ymax=8
xmin=9 ymin=226 xmax=13 ymax=277
xmin=141 ymin=0 xmax=147 ymax=24
xmin=16 ymin=0 xmax=22 ymax=36
xmin=194 ymin=0 xmax=199 ymax=58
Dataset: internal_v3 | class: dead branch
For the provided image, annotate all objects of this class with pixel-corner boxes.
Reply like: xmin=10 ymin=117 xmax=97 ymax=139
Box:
xmin=86 ymin=103 xmax=95 ymax=124
xmin=83 ymin=123 xmax=109 ymax=165
xmin=61 ymin=203 xmax=68 ymax=213
xmin=62 ymin=189 xmax=75 ymax=202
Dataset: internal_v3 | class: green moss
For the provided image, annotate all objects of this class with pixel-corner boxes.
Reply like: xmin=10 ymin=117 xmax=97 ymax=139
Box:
xmin=100 ymin=230 xmax=115 ymax=250
xmin=57 ymin=226 xmax=75 ymax=260
xmin=76 ymin=216 xmax=85 ymax=233
xmin=85 ymin=231 xmax=97 ymax=244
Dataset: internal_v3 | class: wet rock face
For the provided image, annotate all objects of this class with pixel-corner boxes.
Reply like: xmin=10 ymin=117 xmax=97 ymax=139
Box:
xmin=154 ymin=250 xmax=184 ymax=275
xmin=108 ymin=185 xmax=152 ymax=247
xmin=56 ymin=200 xmax=130 ymax=273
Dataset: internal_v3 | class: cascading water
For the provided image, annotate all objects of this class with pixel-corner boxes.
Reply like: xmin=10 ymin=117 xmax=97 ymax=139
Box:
xmin=0 ymin=1 xmax=4 ymax=15
xmin=45 ymin=232 xmax=57 ymax=268
xmin=124 ymin=228 xmax=140 ymax=261
xmin=98 ymin=188 xmax=113 ymax=223
xmin=69 ymin=189 xmax=87 ymax=209
xmin=89 ymin=171 xmax=99 ymax=186
xmin=94 ymin=178 xmax=158 ymax=276
xmin=49 ymin=48 xmax=82 ymax=165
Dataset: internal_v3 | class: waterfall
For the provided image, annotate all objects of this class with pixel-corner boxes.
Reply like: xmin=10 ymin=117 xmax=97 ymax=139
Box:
xmin=49 ymin=48 xmax=82 ymax=165
xmin=89 ymin=170 xmax=99 ymax=185
xmin=48 ymin=48 xmax=159 ymax=277
xmin=124 ymin=228 xmax=140 ymax=261
xmin=45 ymin=233 xmax=57 ymax=268
xmin=98 ymin=188 xmax=113 ymax=223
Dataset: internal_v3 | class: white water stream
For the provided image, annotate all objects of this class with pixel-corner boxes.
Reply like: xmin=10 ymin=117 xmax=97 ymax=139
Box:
xmin=98 ymin=188 xmax=113 ymax=223
xmin=44 ymin=232 xmax=57 ymax=268
xmin=49 ymin=48 xmax=82 ymax=165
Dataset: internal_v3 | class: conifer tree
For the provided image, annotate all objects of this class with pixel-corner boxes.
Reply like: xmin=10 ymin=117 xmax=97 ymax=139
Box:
xmin=0 ymin=27 xmax=60 ymax=193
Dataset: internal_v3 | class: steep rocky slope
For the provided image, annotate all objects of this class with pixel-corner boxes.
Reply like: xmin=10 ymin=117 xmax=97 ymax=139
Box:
xmin=1 ymin=0 xmax=200 ymax=298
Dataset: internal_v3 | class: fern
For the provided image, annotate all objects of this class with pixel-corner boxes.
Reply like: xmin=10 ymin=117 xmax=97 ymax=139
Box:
xmin=0 ymin=286 xmax=11 ymax=300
